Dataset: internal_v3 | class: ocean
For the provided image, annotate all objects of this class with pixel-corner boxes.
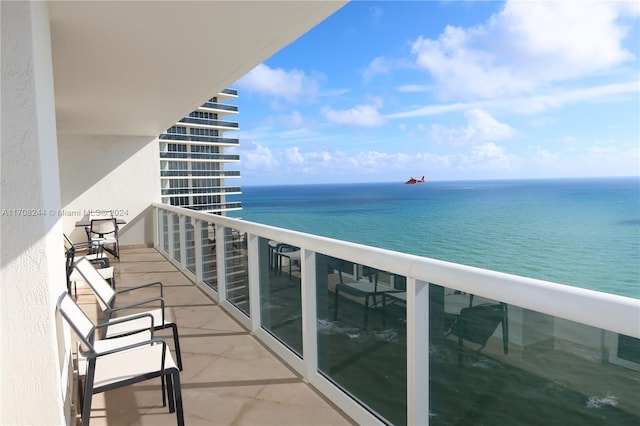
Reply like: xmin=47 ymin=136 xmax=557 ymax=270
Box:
xmin=231 ymin=177 xmax=639 ymax=299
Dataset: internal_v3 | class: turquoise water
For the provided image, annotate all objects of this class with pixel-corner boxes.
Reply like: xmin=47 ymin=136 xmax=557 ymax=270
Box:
xmin=231 ymin=177 xmax=639 ymax=298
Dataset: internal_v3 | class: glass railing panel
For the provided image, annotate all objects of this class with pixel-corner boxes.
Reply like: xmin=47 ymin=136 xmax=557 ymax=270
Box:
xmin=259 ymin=238 xmax=303 ymax=357
xmin=316 ymin=254 xmax=408 ymax=425
xmin=199 ymin=220 xmax=217 ymax=291
xmin=185 ymin=217 xmax=195 ymax=274
xmin=172 ymin=213 xmax=181 ymax=262
xmin=161 ymin=209 xmax=168 ymax=252
xmin=224 ymin=227 xmax=249 ymax=316
xmin=426 ymin=283 xmax=640 ymax=425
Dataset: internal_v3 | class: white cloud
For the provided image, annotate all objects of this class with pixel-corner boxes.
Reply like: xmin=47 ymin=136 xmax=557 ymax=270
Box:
xmin=387 ymin=81 xmax=639 ymax=118
xmin=531 ymin=146 xmax=560 ymax=166
xmin=363 ymin=56 xmax=394 ymax=81
xmin=284 ymin=146 xmax=305 ymax=165
xmin=239 ymin=141 xmax=279 ymax=171
xmin=397 ymin=84 xmax=433 ymax=93
xmin=411 ymin=1 xmax=637 ymax=100
xmin=430 ymin=109 xmax=515 ymax=146
xmin=458 ymin=143 xmax=517 ymax=171
xmin=322 ymin=98 xmax=386 ymax=127
xmin=237 ymin=63 xmax=319 ymax=102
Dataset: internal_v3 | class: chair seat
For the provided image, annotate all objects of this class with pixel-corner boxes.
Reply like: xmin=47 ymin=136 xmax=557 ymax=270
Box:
xmin=70 ymin=266 xmax=113 ymax=283
xmin=104 ymin=307 xmax=177 ymax=339
xmin=77 ymin=330 xmax=152 ymax=377
xmin=92 ymin=342 xmax=178 ymax=391
xmin=93 ymin=237 xmax=117 ymax=244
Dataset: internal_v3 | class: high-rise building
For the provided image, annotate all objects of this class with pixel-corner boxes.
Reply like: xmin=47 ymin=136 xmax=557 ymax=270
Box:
xmin=159 ymin=88 xmax=241 ymax=214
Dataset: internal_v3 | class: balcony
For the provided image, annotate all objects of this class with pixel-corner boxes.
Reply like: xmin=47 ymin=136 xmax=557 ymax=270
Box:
xmin=159 ymin=134 xmax=240 ymax=145
xmin=200 ymin=101 xmax=239 ymax=113
xmin=143 ymin=203 xmax=640 ymax=425
xmin=177 ymin=117 xmax=239 ymax=129
xmin=73 ymin=246 xmax=351 ymax=425
xmin=159 ymin=152 xmax=240 ymax=161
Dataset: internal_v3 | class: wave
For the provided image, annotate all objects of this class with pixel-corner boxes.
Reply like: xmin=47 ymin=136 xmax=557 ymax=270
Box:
xmin=586 ymin=393 xmax=619 ymax=409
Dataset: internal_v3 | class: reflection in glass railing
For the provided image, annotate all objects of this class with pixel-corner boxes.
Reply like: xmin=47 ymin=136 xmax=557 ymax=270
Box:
xmin=185 ymin=217 xmax=195 ymax=274
xmin=225 ymin=227 xmax=249 ymax=316
xmin=161 ymin=210 xmax=168 ymax=252
xmin=200 ymin=220 xmax=217 ymax=292
xmin=259 ymin=238 xmax=303 ymax=356
xmin=171 ymin=213 xmax=180 ymax=262
xmin=426 ymin=283 xmax=640 ymax=425
xmin=316 ymin=254 xmax=408 ymax=425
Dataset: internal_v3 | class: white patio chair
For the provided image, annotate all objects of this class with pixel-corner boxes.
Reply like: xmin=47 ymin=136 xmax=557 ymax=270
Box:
xmin=89 ymin=217 xmax=120 ymax=260
xmin=73 ymin=256 xmax=183 ymax=370
xmin=57 ymin=292 xmax=184 ymax=426
xmin=64 ymin=234 xmax=111 ymax=295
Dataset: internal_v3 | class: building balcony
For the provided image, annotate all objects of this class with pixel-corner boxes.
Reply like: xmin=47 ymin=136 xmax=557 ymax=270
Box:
xmin=161 ymin=186 xmax=242 ymax=196
xmin=72 ymin=246 xmax=351 ymax=425
xmin=220 ymin=88 xmax=238 ymax=97
xmin=200 ymin=101 xmax=239 ymax=113
xmin=159 ymin=134 xmax=240 ymax=145
xmin=177 ymin=117 xmax=239 ymax=129
xmin=160 ymin=170 xmax=241 ymax=178
xmin=159 ymin=152 xmax=240 ymax=161
xmin=127 ymin=203 xmax=639 ymax=426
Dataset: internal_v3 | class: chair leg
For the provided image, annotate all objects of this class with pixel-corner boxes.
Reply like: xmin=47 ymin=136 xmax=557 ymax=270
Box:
xmin=172 ymin=371 xmax=185 ymax=426
xmin=171 ymin=325 xmax=183 ymax=371
xmin=161 ymin=376 xmax=167 ymax=407
xmin=81 ymin=363 xmax=96 ymax=426
xmin=166 ymin=374 xmax=175 ymax=413
xmin=333 ymin=288 xmax=340 ymax=321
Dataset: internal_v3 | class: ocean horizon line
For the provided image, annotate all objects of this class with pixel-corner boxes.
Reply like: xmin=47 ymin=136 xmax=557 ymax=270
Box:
xmin=239 ymin=175 xmax=639 ymax=188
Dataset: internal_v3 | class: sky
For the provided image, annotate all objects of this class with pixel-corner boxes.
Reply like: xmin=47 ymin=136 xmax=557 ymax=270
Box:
xmin=230 ymin=0 xmax=640 ymax=186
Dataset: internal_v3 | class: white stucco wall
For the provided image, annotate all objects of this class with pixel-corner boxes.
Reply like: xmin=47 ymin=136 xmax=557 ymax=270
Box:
xmin=1 ymin=1 xmax=68 ymax=424
xmin=58 ymin=134 xmax=161 ymax=247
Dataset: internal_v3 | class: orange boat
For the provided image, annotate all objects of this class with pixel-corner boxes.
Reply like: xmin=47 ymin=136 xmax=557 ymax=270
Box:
xmin=405 ymin=176 xmax=425 ymax=185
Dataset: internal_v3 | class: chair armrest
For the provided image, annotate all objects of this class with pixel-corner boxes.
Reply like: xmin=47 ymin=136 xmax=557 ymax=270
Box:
xmin=110 ymin=297 xmax=166 ymax=325
xmin=94 ymin=337 xmax=167 ymax=358
xmin=111 ymin=297 xmax=165 ymax=313
xmin=94 ymin=312 xmax=155 ymax=336
xmin=116 ymin=281 xmax=163 ymax=298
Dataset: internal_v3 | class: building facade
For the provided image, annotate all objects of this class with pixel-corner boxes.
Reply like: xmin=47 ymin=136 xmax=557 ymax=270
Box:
xmin=160 ymin=88 xmax=242 ymax=214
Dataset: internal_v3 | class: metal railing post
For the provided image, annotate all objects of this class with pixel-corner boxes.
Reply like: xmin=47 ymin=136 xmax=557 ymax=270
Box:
xmin=301 ymin=248 xmax=318 ymax=381
xmin=407 ymin=278 xmax=429 ymax=425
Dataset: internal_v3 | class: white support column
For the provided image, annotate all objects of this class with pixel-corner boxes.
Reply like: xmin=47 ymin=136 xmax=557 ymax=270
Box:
xmin=407 ymin=278 xmax=430 ymax=425
xmin=301 ymin=249 xmax=318 ymax=381
xmin=0 ymin=2 xmax=67 ymax=424
xmin=247 ymin=233 xmax=261 ymax=332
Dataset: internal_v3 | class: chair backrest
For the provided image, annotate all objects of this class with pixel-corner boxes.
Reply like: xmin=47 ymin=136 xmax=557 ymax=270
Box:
xmin=456 ymin=303 xmax=505 ymax=346
xmin=56 ymin=292 xmax=97 ymax=353
xmin=63 ymin=233 xmax=75 ymax=250
xmin=74 ymin=257 xmax=115 ymax=312
xmin=65 ymin=243 xmax=76 ymax=288
xmin=90 ymin=218 xmax=117 ymax=237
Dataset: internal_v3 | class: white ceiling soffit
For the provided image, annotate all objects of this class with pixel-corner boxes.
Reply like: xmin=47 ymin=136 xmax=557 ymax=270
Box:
xmin=48 ymin=1 xmax=347 ymax=137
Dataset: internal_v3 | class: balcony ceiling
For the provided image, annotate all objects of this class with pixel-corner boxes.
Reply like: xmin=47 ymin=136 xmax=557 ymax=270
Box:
xmin=48 ymin=1 xmax=346 ymax=137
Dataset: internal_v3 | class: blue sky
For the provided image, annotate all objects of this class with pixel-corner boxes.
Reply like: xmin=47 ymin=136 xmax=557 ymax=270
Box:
xmin=231 ymin=0 xmax=639 ymax=186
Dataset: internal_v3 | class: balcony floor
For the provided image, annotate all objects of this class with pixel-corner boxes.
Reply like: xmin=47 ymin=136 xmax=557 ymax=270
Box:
xmin=72 ymin=246 xmax=354 ymax=426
